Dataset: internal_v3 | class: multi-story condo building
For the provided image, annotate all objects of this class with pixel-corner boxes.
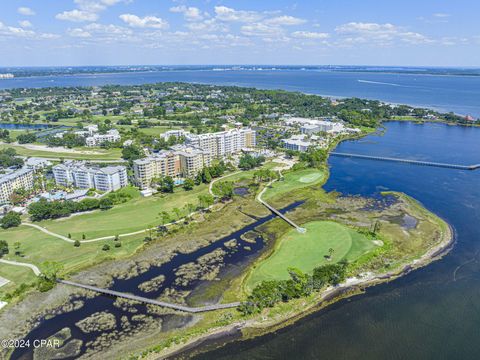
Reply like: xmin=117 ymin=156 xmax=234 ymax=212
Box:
xmin=85 ymin=129 xmax=121 ymax=147
xmin=171 ymin=145 xmax=212 ymax=178
xmin=53 ymin=161 xmax=128 ymax=192
xmin=133 ymin=151 xmax=181 ymax=189
xmin=282 ymin=135 xmax=312 ymax=152
xmin=0 ymin=168 xmax=34 ymax=204
xmin=133 ymin=145 xmax=212 ymax=189
xmin=185 ymin=128 xmax=256 ymax=158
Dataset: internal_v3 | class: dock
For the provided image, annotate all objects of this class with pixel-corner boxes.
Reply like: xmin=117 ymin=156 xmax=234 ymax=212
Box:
xmin=330 ymin=152 xmax=480 ymax=170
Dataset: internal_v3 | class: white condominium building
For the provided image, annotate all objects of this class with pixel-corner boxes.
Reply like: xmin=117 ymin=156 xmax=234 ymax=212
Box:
xmin=160 ymin=129 xmax=189 ymax=140
xmin=53 ymin=161 xmax=128 ymax=192
xmin=185 ymin=128 xmax=256 ymax=157
xmin=85 ymin=129 xmax=121 ymax=147
xmin=282 ymin=135 xmax=312 ymax=152
xmin=0 ymin=168 xmax=34 ymax=204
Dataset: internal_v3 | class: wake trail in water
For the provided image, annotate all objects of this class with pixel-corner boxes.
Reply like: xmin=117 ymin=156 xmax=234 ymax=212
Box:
xmin=358 ymin=79 xmax=407 ymax=87
xmin=453 ymin=250 xmax=480 ymax=281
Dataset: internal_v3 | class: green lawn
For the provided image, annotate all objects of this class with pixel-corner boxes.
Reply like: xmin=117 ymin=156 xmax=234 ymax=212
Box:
xmin=0 ymin=186 xmax=211 ymax=291
xmin=39 ymin=185 xmax=209 ymax=239
xmin=137 ymin=126 xmax=182 ymax=136
xmin=246 ymin=221 xmax=375 ymax=290
xmin=262 ymin=168 xmax=325 ymax=201
xmin=0 ymin=225 xmax=146 ymax=289
xmin=0 ymin=263 xmax=37 ymax=295
xmin=0 ymin=143 xmax=122 ymax=160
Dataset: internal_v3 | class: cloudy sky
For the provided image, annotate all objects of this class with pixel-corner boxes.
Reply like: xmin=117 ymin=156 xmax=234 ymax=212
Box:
xmin=0 ymin=0 xmax=478 ymax=66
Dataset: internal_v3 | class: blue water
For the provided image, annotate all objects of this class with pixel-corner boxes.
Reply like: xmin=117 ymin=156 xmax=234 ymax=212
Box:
xmin=0 ymin=123 xmax=50 ymax=130
xmin=1 ymin=70 xmax=479 ymax=117
xmin=195 ymin=121 xmax=480 ymax=360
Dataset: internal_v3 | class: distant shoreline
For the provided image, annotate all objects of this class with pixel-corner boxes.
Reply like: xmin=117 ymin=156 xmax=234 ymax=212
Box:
xmin=2 ymin=66 xmax=480 ymax=80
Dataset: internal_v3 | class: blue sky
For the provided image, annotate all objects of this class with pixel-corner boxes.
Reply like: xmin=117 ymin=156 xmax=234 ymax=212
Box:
xmin=0 ymin=0 xmax=478 ymax=66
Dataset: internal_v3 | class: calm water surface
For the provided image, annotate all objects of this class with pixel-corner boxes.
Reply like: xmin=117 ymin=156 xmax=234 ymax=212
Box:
xmin=194 ymin=122 xmax=480 ymax=360
xmin=1 ymin=70 xmax=479 ymax=116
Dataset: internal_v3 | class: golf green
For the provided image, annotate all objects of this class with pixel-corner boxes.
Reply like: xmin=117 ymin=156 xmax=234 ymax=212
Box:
xmin=246 ymin=221 xmax=375 ymax=290
xmin=263 ymin=169 xmax=324 ymax=200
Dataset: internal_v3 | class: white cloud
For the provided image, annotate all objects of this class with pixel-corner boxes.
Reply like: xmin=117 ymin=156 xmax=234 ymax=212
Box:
xmin=19 ymin=20 xmax=33 ymax=28
xmin=292 ymin=31 xmax=329 ymax=39
xmin=0 ymin=21 xmax=59 ymax=40
xmin=67 ymin=28 xmax=92 ymax=37
xmin=185 ymin=19 xmax=227 ymax=33
xmin=433 ymin=13 xmax=450 ymax=18
xmin=241 ymin=23 xmax=281 ymax=37
xmin=335 ymin=22 xmax=432 ymax=46
xmin=17 ymin=7 xmax=35 ymax=16
xmin=265 ymin=16 xmax=306 ymax=26
xmin=56 ymin=0 xmax=128 ymax=23
xmin=214 ymin=6 xmax=262 ymax=23
xmin=170 ymin=6 xmax=204 ymax=21
xmin=56 ymin=10 xmax=99 ymax=22
xmin=119 ymin=14 xmax=169 ymax=29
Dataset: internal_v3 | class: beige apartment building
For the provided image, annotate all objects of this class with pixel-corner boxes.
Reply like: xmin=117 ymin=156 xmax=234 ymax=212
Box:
xmin=133 ymin=151 xmax=181 ymax=189
xmin=172 ymin=145 xmax=212 ymax=178
xmin=0 ymin=168 xmax=34 ymax=204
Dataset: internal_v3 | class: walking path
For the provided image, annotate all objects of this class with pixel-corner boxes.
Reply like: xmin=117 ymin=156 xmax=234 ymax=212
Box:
xmin=58 ymin=279 xmax=240 ymax=313
xmin=0 ymin=259 xmax=41 ymax=276
xmin=209 ymin=171 xmax=242 ymax=196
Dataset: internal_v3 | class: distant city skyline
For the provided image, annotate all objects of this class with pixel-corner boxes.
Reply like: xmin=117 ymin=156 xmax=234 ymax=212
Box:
xmin=0 ymin=0 xmax=478 ymax=67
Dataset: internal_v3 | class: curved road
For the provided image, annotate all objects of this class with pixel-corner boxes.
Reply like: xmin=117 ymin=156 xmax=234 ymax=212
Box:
xmin=0 ymin=259 xmax=41 ymax=276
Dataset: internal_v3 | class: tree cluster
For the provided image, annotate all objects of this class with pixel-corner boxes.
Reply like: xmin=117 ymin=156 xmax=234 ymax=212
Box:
xmin=239 ymin=262 xmax=348 ymax=315
xmin=238 ymin=154 xmax=265 ymax=170
xmin=28 ymin=190 xmax=132 ymax=221
xmin=0 ymin=148 xmax=23 ymax=167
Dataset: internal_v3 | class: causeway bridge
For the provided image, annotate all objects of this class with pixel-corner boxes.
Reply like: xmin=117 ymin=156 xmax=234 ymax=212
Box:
xmin=330 ymin=152 xmax=480 ymax=170
xmin=58 ymin=279 xmax=240 ymax=313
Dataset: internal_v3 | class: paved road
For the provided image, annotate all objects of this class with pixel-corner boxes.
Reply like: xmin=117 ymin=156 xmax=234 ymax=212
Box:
xmin=0 ymin=259 xmax=41 ymax=276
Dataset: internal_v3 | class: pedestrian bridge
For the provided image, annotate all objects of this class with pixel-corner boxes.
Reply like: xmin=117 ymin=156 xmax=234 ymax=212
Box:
xmin=330 ymin=152 xmax=480 ymax=170
xmin=58 ymin=279 xmax=240 ymax=313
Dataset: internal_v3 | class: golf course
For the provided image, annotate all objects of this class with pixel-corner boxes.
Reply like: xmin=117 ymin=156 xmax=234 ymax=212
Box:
xmin=262 ymin=168 xmax=325 ymax=201
xmin=246 ymin=221 xmax=376 ymax=290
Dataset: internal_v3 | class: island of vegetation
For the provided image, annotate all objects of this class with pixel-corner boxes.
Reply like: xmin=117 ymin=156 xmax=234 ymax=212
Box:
xmin=0 ymin=83 xmax=454 ymax=360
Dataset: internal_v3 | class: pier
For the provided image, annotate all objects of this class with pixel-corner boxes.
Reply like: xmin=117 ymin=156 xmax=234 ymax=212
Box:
xmin=58 ymin=279 xmax=240 ymax=313
xmin=330 ymin=152 xmax=480 ymax=170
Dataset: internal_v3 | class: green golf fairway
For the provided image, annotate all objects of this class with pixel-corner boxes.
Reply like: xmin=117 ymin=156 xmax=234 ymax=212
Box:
xmin=246 ymin=221 xmax=375 ymax=290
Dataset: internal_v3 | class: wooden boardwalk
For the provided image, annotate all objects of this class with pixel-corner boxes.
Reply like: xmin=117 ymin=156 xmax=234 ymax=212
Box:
xmin=58 ymin=279 xmax=240 ymax=313
xmin=330 ymin=152 xmax=480 ymax=170
xmin=257 ymin=177 xmax=306 ymax=233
